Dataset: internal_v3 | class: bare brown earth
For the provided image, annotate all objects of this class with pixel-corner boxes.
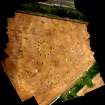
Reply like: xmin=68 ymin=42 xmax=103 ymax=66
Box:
xmin=2 ymin=13 xmax=94 ymax=105
xmin=77 ymin=74 xmax=105 ymax=96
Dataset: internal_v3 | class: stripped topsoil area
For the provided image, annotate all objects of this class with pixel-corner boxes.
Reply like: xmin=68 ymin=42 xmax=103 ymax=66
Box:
xmin=2 ymin=13 xmax=94 ymax=105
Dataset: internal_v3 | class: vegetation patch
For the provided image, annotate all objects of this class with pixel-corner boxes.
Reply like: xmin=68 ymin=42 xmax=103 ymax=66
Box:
xmin=18 ymin=2 xmax=88 ymax=21
xmin=51 ymin=62 xmax=100 ymax=104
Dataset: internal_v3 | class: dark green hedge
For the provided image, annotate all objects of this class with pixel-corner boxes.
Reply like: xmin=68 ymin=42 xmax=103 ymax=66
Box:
xmin=18 ymin=2 xmax=88 ymax=21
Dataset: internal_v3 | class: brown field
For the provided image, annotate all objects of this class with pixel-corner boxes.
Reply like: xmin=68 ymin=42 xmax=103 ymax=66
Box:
xmin=2 ymin=13 xmax=94 ymax=105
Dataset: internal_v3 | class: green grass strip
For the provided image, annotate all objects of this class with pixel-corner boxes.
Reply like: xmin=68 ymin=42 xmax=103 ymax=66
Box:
xmin=52 ymin=62 xmax=100 ymax=104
